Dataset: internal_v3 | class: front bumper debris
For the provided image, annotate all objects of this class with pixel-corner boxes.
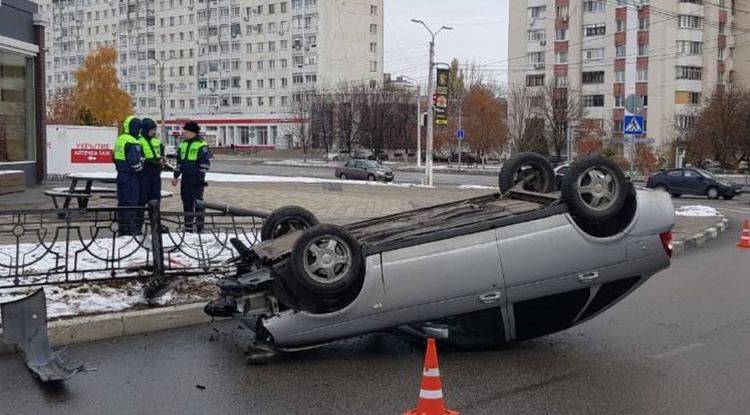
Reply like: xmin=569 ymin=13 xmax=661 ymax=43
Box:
xmin=1 ymin=289 xmax=87 ymax=382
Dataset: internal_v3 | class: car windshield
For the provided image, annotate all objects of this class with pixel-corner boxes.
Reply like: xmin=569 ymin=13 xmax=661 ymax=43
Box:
xmin=696 ymin=169 xmax=715 ymax=179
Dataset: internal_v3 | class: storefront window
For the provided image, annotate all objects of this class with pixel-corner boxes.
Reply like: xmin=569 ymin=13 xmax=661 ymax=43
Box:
xmin=0 ymin=51 xmax=35 ymax=162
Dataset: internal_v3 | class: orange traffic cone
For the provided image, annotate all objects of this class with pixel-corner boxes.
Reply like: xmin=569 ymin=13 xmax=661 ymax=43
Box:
xmin=739 ymin=220 xmax=750 ymax=249
xmin=404 ymin=338 xmax=459 ymax=415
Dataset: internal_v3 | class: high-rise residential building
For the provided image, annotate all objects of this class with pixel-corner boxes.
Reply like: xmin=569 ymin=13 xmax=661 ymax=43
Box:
xmin=38 ymin=0 xmax=384 ymax=148
xmin=509 ymin=0 xmax=738 ymax=153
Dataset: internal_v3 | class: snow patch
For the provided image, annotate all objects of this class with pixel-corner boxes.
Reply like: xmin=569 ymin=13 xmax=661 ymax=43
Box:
xmin=675 ymin=205 xmax=721 ymax=217
xmin=458 ymin=184 xmax=498 ymax=190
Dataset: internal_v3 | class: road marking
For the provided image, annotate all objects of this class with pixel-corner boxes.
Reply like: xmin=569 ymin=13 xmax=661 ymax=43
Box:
xmin=717 ymin=207 xmax=750 ymax=214
xmin=651 ymin=342 xmax=704 ymax=360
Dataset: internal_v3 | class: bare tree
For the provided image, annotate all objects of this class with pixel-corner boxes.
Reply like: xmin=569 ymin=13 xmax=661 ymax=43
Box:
xmin=533 ymin=82 xmax=583 ymax=159
xmin=506 ymin=83 xmax=535 ymax=154
xmin=288 ymin=89 xmax=315 ymax=162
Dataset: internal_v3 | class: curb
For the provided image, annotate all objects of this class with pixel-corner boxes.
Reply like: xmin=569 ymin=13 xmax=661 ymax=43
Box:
xmin=672 ymin=217 xmax=729 ymax=256
xmin=0 ymin=302 xmax=210 ymax=357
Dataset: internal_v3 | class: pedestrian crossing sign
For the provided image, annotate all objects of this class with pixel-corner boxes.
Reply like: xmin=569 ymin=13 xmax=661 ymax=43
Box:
xmin=623 ymin=115 xmax=645 ymax=135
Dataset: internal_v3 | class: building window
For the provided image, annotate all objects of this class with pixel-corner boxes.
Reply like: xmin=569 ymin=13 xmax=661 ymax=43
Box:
xmin=528 ymin=6 xmax=546 ymax=19
xmin=528 ymin=30 xmax=546 ymax=42
xmin=582 ymin=71 xmax=605 ymax=84
xmin=528 ymin=52 xmax=545 ymax=65
xmin=556 ymin=29 xmax=568 ymax=41
xmin=678 ymin=15 xmax=702 ymax=29
xmin=639 ymin=17 xmax=649 ymax=30
xmin=677 ymin=40 xmax=703 ymax=55
xmin=555 ymin=77 xmax=568 ymax=87
xmin=637 ymin=69 xmax=648 ymax=81
xmin=675 ymin=91 xmax=701 ymax=105
xmin=638 ymin=43 xmax=649 ymax=56
xmin=583 ymin=95 xmax=605 ymax=107
xmin=615 ymin=70 xmax=625 ymax=82
xmin=676 ymin=66 xmax=702 ymax=80
xmin=675 ymin=115 xmax=696 ymax=130
xmin=526 ymin=74 xmax=545 ymax=87
xmin=615 ymin=95 xmax=625 ymax=108
xmin=583 ymin=48 xmax=605 ymax=61
xmin=0 ymin=51 xmax=35 ymax=162
xmin=616 ymin=45 xmax=627 ymax=58
xmin=583 ymin=0 xmax=605 ymax=13
xmin=616 ymin=20 xmax=626 ymax=32
xmin=555 ymin=51 xmax=568 ymax=63
xmin=584 ymin=24 xmax=606 ymax=36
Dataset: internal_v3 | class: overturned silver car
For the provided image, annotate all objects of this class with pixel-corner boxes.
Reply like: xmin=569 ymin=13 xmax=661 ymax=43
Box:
xmin=206 ymin=154 xmax=675 ymax=359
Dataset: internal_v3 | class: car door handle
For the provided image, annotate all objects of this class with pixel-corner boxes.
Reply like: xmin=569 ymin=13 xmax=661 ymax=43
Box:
xmin=478 ymin=291 xmax=503 ymax=304
xmin=578 ymin=271 xmax=600 ymax=284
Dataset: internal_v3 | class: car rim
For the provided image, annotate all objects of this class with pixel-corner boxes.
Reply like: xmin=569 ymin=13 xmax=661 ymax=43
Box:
xmin=708 ymin=188 xmax=718 ymax=198
xmin=303 ymin=236 xmax=352 ymax=285
xmin=368 ymin=176 xmax=375 ymax=181
xmin=577 ymin=166 xmax=619 ymax=211
xmin=341 ymin=174 xmax=346 ymax=180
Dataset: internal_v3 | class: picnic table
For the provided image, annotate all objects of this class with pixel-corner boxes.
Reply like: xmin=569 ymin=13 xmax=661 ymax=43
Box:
xmin=45 ymin=172 xmax=173 ymax=210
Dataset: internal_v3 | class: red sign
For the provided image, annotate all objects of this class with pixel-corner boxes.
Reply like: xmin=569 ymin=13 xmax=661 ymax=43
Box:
xmin=71 ymin=148 xmax=113 ymax=164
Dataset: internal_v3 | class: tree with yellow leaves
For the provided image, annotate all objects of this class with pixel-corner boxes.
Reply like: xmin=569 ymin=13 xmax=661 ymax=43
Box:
xmin=71 ymin=47 xmax=133 ymax=127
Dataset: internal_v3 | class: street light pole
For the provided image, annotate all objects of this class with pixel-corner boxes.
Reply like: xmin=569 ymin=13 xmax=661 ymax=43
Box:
xmin=151 ymin=57 xmax=173 ymax=140
xmin=412 ymin=19 xmax=452 ymax=186
xmin=416 ymin=83 xmax=422 ymax=168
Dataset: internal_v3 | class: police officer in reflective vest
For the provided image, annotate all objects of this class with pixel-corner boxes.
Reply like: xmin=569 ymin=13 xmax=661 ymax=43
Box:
xmin=114 ymin=116 xmax=144 ymax=236
xmin=171 ymin=121 xmax=210 ymax=233
xmin=138 ymin=118 xmax=165 ymax=206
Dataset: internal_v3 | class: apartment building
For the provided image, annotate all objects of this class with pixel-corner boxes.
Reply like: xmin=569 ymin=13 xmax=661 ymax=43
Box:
xmin=509 ymin=0 xmax=739 ymax=153
xmin=38 ymin=0 xmax=384 ymax=148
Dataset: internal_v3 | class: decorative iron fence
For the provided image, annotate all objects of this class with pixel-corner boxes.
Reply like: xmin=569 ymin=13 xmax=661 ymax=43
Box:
xmin=0 ymin=203 xmax=265 ymax=288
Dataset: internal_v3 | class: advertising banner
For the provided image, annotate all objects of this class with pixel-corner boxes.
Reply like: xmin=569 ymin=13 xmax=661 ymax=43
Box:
xmin=435 ymin=68 xmax=450 ymax=126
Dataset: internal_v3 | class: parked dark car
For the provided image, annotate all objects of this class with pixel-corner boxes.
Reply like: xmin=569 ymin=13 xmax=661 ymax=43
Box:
xmin=449 ymin=152 xmax=478 ymax=165
xmin=335 ymin=159 xmax=394 ymax=182
xmin=647 ymin=168 xmax=742 ymax=200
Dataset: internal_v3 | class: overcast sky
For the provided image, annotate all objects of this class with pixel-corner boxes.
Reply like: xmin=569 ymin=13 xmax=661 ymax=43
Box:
xmin=384 ymin=0 xmax=509 ymax=85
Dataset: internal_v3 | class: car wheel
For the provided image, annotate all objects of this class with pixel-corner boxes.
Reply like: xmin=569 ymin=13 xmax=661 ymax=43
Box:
xmin=498 ymin=152 xmax=555 ymax=193
xmin=707 ymin=187 xmax=720 ymax=200
xmin=723 ymin=195 xmax=735 ymax=200
xmin=339 ymin=173 xmax=347 ymax=180
xmin=654 ymin=184 xmax=668 ymax=193
xmin=367 ymin=174 xmax=376 ymax=181
xmin=261 ymin=206 xmax=319 ymax=241
xmin=289 ymin=224 xmax=363 ymax=297
xmin=671 ymin=193 xmax=682 ymax=198
xmin=562 ymin=155 xmax=628 ymax=222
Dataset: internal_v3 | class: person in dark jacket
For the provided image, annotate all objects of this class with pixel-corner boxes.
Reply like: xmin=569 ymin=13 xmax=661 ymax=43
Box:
xmin=114 ymin=116 xmax=144 ymax=236
xmin=138 ymin=118 xmax=165 ymax=205
xmin=171 ymin=121 xmax=210 ymax=233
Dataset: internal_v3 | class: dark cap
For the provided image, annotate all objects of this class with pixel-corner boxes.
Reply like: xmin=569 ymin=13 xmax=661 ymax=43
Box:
xmin=183 ymin=121 xmax=201 ymax=134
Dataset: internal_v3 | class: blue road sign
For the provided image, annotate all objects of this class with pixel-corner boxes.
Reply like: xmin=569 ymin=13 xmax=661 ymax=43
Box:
xmin=623 ymin=115 xmax=645 ymax=135
xmin=456 ymin=129 xmax=465 ymax=140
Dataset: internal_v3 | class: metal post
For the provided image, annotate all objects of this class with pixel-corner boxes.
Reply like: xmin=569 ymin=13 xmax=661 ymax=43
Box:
xmin=629 ymin=135 xmax=636 ymax=175
xmin=426 ymin=39 xmax=435 ymax=186
xmin=457 ymin=105 xmax=462 ymax=168
xmin=566 ymin=125 xmax=572 ymax=162
xmin=148 ymin=200 xmax=164 ymax=280
xmin=159 ymin=62 xmax=167 ymax=140
xmin=416 ymin=84 xmax=422 ymax=168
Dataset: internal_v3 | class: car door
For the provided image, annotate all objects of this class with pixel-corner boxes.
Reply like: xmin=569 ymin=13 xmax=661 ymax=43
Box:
xmin=665 ymin=169 xmax=685 ymax=193
xmin=496 ymin=214 xmax=625 ymax=341
xmin=683 ymin=169 xmax=705 ymax=195
xmin=380 ymin=230 xmax=506 ymax=323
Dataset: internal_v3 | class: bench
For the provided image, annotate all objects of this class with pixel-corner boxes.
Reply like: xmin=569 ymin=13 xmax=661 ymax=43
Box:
xmin=44 ymin=186 xmax=117 ymax=209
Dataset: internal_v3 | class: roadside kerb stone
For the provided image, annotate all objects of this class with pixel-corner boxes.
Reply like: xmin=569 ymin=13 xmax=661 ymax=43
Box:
xmin=0 ymin=303 xmax=210 ymax=357
xmin=672 ymin=216 xmax=729 ymax=256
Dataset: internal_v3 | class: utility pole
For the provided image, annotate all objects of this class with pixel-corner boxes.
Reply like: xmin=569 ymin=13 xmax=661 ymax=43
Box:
xmin=152 ymin=57 xmax=172 ymax=140
xmin=412 ymin=19 xmax=452 ymax=186
xmin=458 ymin=104 xmax=462 ymax=168
xmin=417 ymin=84 xmax=422 ymax=168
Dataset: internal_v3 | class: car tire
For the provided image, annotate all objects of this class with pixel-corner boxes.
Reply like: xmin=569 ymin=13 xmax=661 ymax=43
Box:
xmin=498 ymin=152 xmax=555 ymax=193
xmin=261 ymin=206 xmax=319 ymax=241
xmin=723 ymin=195 xmax=735 ymax=200
xmin=367 ymin=174 xmax=376 ymax=181
xmin=339 ymin=173 xmax=347 ymax=180
xmin=654 ymin=184 xmax=669 ymax=193
xmin=707 ymin=187 xmax=720 ymax=200
xmin=288 ymin=224 xmax=364 ymax=297
xmin=562 ymin=155 xmax=628 ymax=222
xmin=671 ymin=193 xmax=682 ymax=198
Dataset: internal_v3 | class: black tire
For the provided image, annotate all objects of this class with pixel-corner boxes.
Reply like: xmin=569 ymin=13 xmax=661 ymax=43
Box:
xmin=723 ymin=195 xmax=735 ymax=200
xmin=339 ymin=173 xmax=347 ymax=180
xmin=671 ymin=193 xmax=682 ymax=198
xmin=367 ymin=174 xmax=376 ymax=181
xmin=288 ymin=224 xmax=363 ymax=296
xmin=707 ymin=187 xmax=720 ymax=200
xmin=498 ymin=152 xmax=555 ymax=193
xmin=261 ymin=206 xmax=319 ymax=241
xmin=561 ymin=155 xmax=628 ymax=222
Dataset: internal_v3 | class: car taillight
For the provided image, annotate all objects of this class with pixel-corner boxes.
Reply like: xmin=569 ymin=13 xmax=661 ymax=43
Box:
xmin=660 ymin=232 xmax=673 ymax=258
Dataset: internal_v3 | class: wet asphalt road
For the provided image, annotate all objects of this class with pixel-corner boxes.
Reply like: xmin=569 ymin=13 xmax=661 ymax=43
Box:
xmin=1 ymin=204 xmax=749 ymax=414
